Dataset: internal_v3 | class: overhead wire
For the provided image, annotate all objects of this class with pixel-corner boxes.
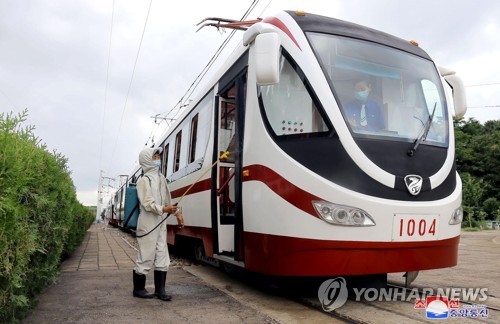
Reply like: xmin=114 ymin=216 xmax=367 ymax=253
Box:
xmin=467 ymin=105 xmax=500 ymax=108
xmin=257 ymin=0 xmax=273 ymax=17
xmin=105 ymin=0 xmax=262 ymax=184
xmin=98 ymin=0 xmax=115 ymax=175
xmin=465 ymin=82 xmax=500 ymax=87
xmin=145 ymin=0 xmax=261 ymax=147
xmin=0 ymin=88 xmax=19 ymax=110
xmin=465 ymin=82 xmax=500 ymax=109
xmin=144 ymin=118 xmax=160 ymax=146
xmin=181 ymin=0 xmax=259 ymax=102
xmin=108 ymin=0 xmax=154 ymax=170
xmin=96 ymin=0 xmax=115 ymax=210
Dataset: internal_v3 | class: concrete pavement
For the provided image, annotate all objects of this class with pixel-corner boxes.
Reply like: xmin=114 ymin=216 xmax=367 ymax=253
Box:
xmin=23 ymin=224 xmax=276 ymax=323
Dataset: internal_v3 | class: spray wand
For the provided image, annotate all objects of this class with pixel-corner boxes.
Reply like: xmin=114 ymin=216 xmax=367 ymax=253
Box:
xmin=135 ymin=151 xmax=230 ymax=238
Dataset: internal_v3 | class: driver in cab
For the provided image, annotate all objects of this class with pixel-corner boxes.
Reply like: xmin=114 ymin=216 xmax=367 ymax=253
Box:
xmin=344 ymin=80 xmax=385 ymax=131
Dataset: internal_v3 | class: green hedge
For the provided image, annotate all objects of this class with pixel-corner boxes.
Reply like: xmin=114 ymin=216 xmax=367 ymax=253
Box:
xmin=0 ymin=110 xmax=95 ymax=322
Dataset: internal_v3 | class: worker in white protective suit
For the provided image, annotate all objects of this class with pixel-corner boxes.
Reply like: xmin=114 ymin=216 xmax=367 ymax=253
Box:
xmin=132 ymin=147 xmax=184 ymax=301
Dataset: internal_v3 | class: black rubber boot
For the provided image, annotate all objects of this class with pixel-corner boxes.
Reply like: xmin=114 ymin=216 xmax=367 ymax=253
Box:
xmin=133 ymin=271 xmax=154 ymax=298
xmin=154 ymin=270 xmax=172 ymax=301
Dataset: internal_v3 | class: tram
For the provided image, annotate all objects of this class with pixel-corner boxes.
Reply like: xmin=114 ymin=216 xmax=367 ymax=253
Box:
xmin=110 ymin=10 xmax=467 ymax=278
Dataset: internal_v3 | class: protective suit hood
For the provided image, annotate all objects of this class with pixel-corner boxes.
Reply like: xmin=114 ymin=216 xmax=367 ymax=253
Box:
xmin=139 ymin=147 xmax=160 ymax=174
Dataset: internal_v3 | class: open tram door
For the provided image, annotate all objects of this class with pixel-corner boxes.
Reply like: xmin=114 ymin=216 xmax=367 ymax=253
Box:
xmin=211 ymin=55 xmax=247 ymax=268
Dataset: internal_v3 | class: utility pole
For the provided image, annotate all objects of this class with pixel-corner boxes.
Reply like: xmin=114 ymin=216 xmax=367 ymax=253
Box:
xmin=96 ymin=170 xmax=104 ymax=221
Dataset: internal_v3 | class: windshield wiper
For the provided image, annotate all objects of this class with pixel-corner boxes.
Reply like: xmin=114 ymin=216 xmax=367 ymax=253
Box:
xmin=407 ymin=103 xmax=436 ymax=157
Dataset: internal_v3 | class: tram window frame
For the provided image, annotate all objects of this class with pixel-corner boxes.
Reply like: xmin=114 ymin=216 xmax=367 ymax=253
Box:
xmin=257 ymin=50 xmax=334 ymax=140
xmin=188 ymin=113 xmax=199 ymax=164
xmin=167 ymin=90 xmax=215 ymax=182
xmin=162 ymin=143 xmax=169 ymax=176
xmin=194 ymin=91 xmax=214 ymax=161
xmin=119 ymin=186 xmax=126 ymax=219
xmin=173 ymin=131 xmax=182 ymax=172
xmin=219 ymin=98 xmax=236 ymax=159
xmin=179 ymin=123 xmax=190 ymax=170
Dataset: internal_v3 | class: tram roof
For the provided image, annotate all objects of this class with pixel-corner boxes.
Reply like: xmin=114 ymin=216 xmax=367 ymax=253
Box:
xmin=286 ymin=10 xmax=432 ymax=60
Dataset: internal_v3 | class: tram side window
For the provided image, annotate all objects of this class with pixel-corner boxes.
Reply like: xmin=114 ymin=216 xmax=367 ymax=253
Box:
xmin=220 ymin=98 xmax=236 ymax=161
xmin=165 ymin=142 xmax=174 ymax=177
xmin=162 ymin=143 xmax=169 ymax=176
xmin=194 ymin=93 xmax=213 ymax=161
xmin=259 ymin=54 xmax=329 ymax=137
xmin=119 ymin=187 xmax=126 ymax=219
xmin=188 ymin=114 xmax=199 ymax=164
xmin=173 ymin=131 xmax=182 ymax=172
xmin=168 ymin=92 xmax=214 ymax=180
xmin=179 ymin=123 xmax=190 ymax=170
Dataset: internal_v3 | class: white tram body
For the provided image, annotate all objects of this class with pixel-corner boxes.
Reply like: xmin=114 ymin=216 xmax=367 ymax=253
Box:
xmin=117 ymin=10 xmax=467 ymax=277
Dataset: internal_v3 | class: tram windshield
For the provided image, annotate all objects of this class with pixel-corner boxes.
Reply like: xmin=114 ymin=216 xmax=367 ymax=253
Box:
xmin=308 ymin=33 xmax=448 ymax=147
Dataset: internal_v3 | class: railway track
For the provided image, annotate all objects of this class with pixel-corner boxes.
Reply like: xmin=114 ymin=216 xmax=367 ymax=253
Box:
xmin=120 ymin=229 xmax=499 ymax=323
xmin=180 ymin=257 xmax=499 ymax=323
xmin=293 ymin=281 xmax=498 ymax=323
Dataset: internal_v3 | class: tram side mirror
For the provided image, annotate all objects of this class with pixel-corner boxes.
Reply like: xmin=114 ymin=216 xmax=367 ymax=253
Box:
xmin=439 ymin=67 xmax=467 ymax=118
xmin=254 ymin=33 xmax=281 ymax=85
xmin=445 ymin=74 xmax=467 ymax=118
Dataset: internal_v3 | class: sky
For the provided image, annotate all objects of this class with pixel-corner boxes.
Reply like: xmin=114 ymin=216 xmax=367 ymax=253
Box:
xmin=1 ymin=0 xmax=499 ymax=207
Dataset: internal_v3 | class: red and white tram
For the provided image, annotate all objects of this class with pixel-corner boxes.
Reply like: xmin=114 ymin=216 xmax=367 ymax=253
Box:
xmin=113 ymin=10 xmax=467 ymax=278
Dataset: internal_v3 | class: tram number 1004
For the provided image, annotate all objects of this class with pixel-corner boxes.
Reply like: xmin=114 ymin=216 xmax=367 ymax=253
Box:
xmin=392 ymin=214 xmax=438 ymax=241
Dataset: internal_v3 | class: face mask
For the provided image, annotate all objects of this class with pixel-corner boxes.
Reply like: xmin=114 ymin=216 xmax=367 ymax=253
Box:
xmin=152 ymin=160 xmax=161 ymax=168
xmin=355 ymin=90 xmax=369 ymax=102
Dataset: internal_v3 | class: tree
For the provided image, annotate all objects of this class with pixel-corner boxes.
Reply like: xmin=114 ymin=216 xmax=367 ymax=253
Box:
xmin=454 ymin=117 xmax=500 ymax=227
xmin=483 ymin=197 xmax=500 ymax=220
xmin=460 ymin=172 xmax=484 ymax=227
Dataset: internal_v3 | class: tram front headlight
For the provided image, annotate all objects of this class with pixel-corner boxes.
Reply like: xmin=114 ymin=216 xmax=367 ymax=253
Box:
xmin=333 ymin=208 xmax=349 ymax=223
xmin=449 ymin=206 xmax=463 ymax=225
xmin=312 ymin=201 xmax=375 ymax=226
xmin=351 ymin=211 xmax=365 ymax=225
